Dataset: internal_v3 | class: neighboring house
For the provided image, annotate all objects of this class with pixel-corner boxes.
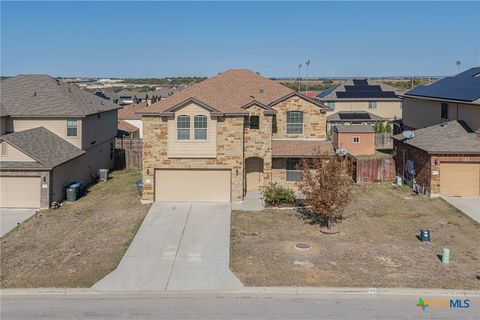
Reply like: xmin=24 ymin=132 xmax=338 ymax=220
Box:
xmin=0 ymin=75 xmax=120 ymax=208
xmin=332 ymin=125 xmax=375 ymax=156
xmin=117 ymin=120 xmax=140 ymax=139
xmin=116 ymin=89 xmax=137 ymax=105
xmin=401 ymin=67 xmax=480 ymax=134
xmin=135 ymin=89 xmax=176 ymax=106
xmin=392 ymin=121 xmax=480 ymax=197
xmin=327 ymin=111 xmax=384 ymax=132
xmin=139 ymin=69 xmax=331 ymax=203
xmin=117 ymin=103 xmax=147 ymax=138
xmin=95 ymin=89 xmax=119 ymax=104
xmin=316 ymin=79 xmax=402 ymax=120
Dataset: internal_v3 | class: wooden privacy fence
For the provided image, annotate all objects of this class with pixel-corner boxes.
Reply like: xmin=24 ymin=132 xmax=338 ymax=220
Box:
xmin=349 ymin=155 xmax=396 ymax=183
xmin=375 ymin=133 xmax=393 ymax=149
xmin=115 ymin=138 xmax=142 ymax=170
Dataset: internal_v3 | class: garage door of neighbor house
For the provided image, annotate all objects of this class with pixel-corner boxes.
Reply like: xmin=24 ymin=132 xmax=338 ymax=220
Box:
xmin=0 ymin=176 xmax=41 ymax=208
xmin=155 ymin=169 xmax=231 ymax=202
xmin=440 ymin=162 xmax=480 ymax=196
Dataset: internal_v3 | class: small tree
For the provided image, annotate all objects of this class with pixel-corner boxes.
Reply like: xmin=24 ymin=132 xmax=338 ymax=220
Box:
xmin=378 ymin=121 xmax=385 ymax=133
xmin=298 ymin=151 xmax=354 ymax=230
xmin=374 ymin=122 xmax=380 ymax=133
xmin=385 ymin=123 xmax=393 ymax=134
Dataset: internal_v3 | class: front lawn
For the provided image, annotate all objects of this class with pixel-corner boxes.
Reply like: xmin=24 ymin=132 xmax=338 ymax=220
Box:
xmin=1 ymin=170 xmax=150 ymax=288
xmin=230 ymin=183 xmax=480 ymax=289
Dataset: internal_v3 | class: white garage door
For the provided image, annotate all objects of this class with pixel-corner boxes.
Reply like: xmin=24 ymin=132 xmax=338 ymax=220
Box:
xmin=0 ymin=176 xmax=41 ymax=208
xmin=440 ymin=162 xmax=480 ymax=196
xmin=155 ymin=169 xmax=231 ymax=202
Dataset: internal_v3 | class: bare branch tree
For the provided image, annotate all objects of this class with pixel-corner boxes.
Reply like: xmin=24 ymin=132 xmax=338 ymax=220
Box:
xmin=298 ymin=150 xmax=354 ymax=229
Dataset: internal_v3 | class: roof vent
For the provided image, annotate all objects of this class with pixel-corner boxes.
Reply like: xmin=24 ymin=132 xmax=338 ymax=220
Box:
xmin=441 ymin=122 xmax=448 ymax=127
xmin=68 ymin=87 xmax=71 ymax=93
xmin=250 ymin=95 xmax=255 ymax=100
xmin=259 ymin=88 xmax=264 ymax=94
xmin=33 ymin=91 xmax=37 ymax=97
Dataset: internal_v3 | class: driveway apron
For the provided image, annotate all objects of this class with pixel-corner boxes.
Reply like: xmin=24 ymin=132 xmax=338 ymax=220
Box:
xmin=93 ymin=202 xmax=243 ymax=291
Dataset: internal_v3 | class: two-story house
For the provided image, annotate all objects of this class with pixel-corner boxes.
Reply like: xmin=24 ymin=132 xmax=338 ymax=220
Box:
xmin=392 ymin=67 xmax=480 ymax=197
xmin=316 ymin=79 xmax=402 ymax=128
xmin=139 ymin=69 xmax=331 ymax=203
xmin=0 ymin=75 xmax=120 ymax=208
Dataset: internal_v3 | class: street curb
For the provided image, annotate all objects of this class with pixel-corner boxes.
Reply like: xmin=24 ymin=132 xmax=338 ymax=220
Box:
xmin=2 ymin=287 xmax=480 ymax=298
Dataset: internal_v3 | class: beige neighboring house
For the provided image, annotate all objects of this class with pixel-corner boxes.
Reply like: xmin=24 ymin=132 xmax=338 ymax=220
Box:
xmin=401 ymin=67 xmax=480 ymax=134
xmin=0 ymin=75 xmax=120 ymax=208
xmin=139 ymin=69 xmax=332 ymax=203
xmin=316 ymin=79 xmax=402 ymax=120
xmin=117 ymin=102 xmax=147 ymax=138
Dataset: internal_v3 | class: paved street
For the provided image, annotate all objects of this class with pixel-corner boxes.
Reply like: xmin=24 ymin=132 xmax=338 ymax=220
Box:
xmin=2 ymin=293 xmax=479 ymax=320
xmin=442 ymin=196 xmax=480 ymax=223
xmin=0 ymin=209 xmax=36 ymax=237
xmin=93 ymin=202 xmax=242 ymax=291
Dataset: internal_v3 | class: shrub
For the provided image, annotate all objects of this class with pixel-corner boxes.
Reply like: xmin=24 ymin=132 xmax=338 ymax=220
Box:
xmin=262 ymin=183 xmax=295 ymax=206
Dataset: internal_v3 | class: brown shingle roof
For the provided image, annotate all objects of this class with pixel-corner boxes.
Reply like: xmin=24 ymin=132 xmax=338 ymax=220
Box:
xmin=334 ymin=125 xmax=375 ymax=133
xmin=272 ymin=140 xmax=334 ymax=158
xmin=392 ymin=121 xmax=480 ymax=154
xmin=139 ymin=69 xmax=327 ymax=115
xmin=117 ymin=120 xmax=139 ymax=133
xmin=118 ymin=102 xmax=148 ymax=120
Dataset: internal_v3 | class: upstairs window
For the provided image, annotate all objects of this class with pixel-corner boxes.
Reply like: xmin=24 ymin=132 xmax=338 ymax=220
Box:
xmin=286 ymin=158 xmax=302 ymax=182
xmin=327 ymin=101 xmax=336 ymax=109
xmin=177 ymin=115 xmax=190 ymax=140
xmin=67 ymin=118 xmax=78 ymax=137
xmin=353 ymin=136 xmax=360 ymax=143
xmin=441 ymin=103 xmax=448 ymax=119
xmin=249 ymin=116 xmax=260 ymax=129
xmin=194 ymin=115 xmax=207 ymax=140
xmin=286 ymin=111 xmax=304 ymax=134
xmin=368 ymin=101 xmax=377 ymax=109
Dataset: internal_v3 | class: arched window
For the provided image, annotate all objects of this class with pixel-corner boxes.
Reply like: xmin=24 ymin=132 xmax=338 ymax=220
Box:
xmin=194 ymin=115 xmax=208 ymax=140
xmin=286 ymin=111 xmax=304 ymax=134
xmin=177 ymin=115 xmax=190 ymax=140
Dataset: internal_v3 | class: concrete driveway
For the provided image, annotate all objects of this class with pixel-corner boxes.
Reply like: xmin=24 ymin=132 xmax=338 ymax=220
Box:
xmin=0 ymin=209 xmax=37 ymax=237
xmin=93 ymin=202 xmax=243 ymax=291
xmin=442 ymin=196 xmax=480 ymax=223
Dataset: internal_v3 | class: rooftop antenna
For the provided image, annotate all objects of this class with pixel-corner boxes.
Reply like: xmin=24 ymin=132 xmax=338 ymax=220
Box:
xmin=305 ymin=60 xmax=310 ymax=93
xmin=298 ymin=64 xmax=302 ymax=92
xmin=456 ymin=60 xmax=461 ymax=73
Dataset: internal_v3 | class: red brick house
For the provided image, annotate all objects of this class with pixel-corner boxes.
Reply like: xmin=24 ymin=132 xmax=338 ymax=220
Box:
xmin=392 ymin=121 xmax=480 ymax=197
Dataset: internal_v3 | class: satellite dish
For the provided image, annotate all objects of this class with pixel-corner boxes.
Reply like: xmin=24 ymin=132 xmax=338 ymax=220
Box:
xmin=402 ymin=130 xmax=414 ymax=140
xmin=336 ymin=148 xmax=348 ymax=156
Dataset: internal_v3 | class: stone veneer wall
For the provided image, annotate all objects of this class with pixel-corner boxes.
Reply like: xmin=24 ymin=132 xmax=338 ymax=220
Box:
xmin=272 ymin=96 xmax=327 ymax=139
xmin=271 ymin=158 xmax=300 ymax=192
xmin=142 ymin=115 xmax=244 ymax=202
xmin=244 ymin=105 xmax=273 ymax=187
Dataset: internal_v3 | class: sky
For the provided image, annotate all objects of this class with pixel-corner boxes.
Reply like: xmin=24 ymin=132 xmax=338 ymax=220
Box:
xmin=1 ymin=1 xmax=479 ymax=78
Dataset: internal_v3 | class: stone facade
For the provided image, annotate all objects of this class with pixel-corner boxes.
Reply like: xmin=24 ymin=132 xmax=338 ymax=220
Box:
xmin=393 ymin=140 xmax=480 ymax=196
xmin=272 ymin=96 xmax=327 ymax=139
xmin=243 ymin=105 xmax=273 ymax=188
xmin=142 ymin=97 xmax=328 ymax=202
xmin=142 ymin=115 xmax=244 ymax=202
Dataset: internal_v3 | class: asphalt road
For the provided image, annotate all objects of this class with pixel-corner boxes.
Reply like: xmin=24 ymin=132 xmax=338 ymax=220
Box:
xmin=2 ymin=294 xmax=479 ymax=320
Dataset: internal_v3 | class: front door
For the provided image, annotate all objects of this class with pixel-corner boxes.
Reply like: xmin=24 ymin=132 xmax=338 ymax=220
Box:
xmin=246 ymin=157 xmax=264 ymax=192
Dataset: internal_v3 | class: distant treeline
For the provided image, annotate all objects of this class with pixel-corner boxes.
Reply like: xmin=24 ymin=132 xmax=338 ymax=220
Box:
xmin=121 ymin=77 xmax=207 ymax=85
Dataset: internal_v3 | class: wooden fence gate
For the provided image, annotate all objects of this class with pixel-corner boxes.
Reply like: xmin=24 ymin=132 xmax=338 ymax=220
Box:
xmin=115 ymin=138 xmax=142 ymax=170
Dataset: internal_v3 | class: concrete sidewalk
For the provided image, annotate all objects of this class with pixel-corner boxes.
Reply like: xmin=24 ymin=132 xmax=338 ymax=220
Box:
xmin=0 ymin=208 xmax=36 ymax=237
xmin=93 ymin=202 xmax=242 ymax=291
xmin=442 ymin=196 xmax=480 ymax=223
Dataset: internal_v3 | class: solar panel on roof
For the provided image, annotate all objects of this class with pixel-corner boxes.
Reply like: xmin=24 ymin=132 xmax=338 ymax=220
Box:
xmin=344 ymin=85 xmax=382 ymax=92
xmin=338 ymin=113 xmax=372 ymax=120
xmin=316 ymin=84 xmax=340 ymax=98
xmin=353 ymin=79 xmax=368 ymax=86
xmin=337 ymin=91 xmax=397 ymax=99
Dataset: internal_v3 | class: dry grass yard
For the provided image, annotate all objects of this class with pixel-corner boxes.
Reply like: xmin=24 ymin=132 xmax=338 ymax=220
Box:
xmin=1 ymin=170 xmax=150 ymax=288
xmin=231 ymin=183 xmax=480 ymax=289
